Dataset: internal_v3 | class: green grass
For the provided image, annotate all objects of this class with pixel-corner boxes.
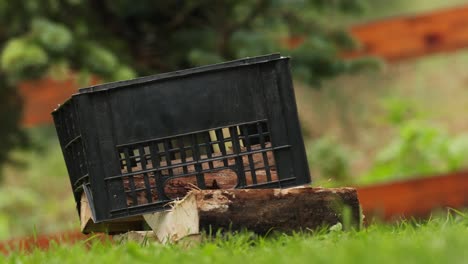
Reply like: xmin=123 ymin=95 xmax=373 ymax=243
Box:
xmin=5 ymin=213 xmax=468 ymax=263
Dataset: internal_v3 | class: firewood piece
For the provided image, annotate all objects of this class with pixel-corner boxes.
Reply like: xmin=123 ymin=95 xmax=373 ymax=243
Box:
xmin=143 ymin=194 xmax=200 ymax=243
xmin=142 ymin=187 xmax=361 ymax=243
xmin=194 ymin=187 xmax=361 ymax=234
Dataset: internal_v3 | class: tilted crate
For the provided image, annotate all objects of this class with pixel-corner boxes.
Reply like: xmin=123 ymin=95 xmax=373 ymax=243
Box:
xmin=52 ymin=54 xmax=310 ymax=224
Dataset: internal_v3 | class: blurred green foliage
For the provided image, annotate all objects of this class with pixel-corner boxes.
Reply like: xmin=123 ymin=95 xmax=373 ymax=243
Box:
xmin=307 ymin=137 xmax=351 ymax=183
xmin=380 ymin=97 xmax=419 ymax=125
xmin=0 ymin=0 xmax=375 ymax=84
xmin=0 ymin=0 xmax=378 ymax=178
xmin=306 ymin=91 xmax=468 ymax=186
xmin=0 ymin=126 xmax=75 ymax=239
xmin=357 ymin=94 xmax=468 ymax=184
xmin=1 ymin=38 xmax=49 ymax=81
xmin=0 ymin=76 xmax=27 ymax=181
xmin=360 ymin=121 xmax=468 ymax=185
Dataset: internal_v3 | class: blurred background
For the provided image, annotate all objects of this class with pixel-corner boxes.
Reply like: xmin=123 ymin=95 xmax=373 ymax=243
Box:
xmin=1 ymin=0 xmax=468 ymax=240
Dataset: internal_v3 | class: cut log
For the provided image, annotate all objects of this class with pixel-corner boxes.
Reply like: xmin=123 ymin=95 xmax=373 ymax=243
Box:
xmin=81 ymin=187 xmax=361 ymax=236
xmin=143 ymin=187 xmax=361 ymax=243
xmin=195 ymin=187 xmax=361 ymax=233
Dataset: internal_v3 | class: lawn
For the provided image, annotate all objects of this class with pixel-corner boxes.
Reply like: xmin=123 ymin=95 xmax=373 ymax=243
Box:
xmin=5 ymin=212 xmax=468 ymax=263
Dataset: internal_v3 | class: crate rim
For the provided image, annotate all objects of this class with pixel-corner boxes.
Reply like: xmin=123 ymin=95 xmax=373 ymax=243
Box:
xmin=79 ymin=53 xmax=284 ymax=94
xmin=51 ymin=53 xmax=286 ymax=114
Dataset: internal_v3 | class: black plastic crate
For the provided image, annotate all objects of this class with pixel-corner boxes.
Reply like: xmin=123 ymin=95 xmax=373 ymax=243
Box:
xmin=52 ymin=54 xmax=310 ymax=222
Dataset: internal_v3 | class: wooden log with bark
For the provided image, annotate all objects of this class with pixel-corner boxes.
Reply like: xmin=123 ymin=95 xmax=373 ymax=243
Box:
xmin=82 ymin=186 xmax=361 ymax=241
xmin=142 ymin=187 xmax=361 ymax=243
xmin=194 ymin=187 xmax=361 ymax=234
xmin=81 ymin=142 xmax=361 ymax=237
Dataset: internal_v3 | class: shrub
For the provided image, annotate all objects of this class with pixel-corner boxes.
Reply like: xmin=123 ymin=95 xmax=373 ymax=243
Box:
xmin=360 ymin=120 xmax=468 ymax=184
xmin=307 ymin=137 xmax=351 ymax=183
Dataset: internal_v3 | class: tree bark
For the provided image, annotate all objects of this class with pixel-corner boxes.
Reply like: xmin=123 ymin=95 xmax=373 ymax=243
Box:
xmin=194 ymin=187 xmax=361 ymax=234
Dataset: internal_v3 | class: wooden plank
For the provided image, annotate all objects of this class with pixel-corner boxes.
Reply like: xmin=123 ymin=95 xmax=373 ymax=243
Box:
xmin=357 ymin=171 xmax=468 ymax=222
xmin=345 ymin=5 xmax=468 ymax=61
xmin=283 ymin=5 xmax=468 ymax=61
